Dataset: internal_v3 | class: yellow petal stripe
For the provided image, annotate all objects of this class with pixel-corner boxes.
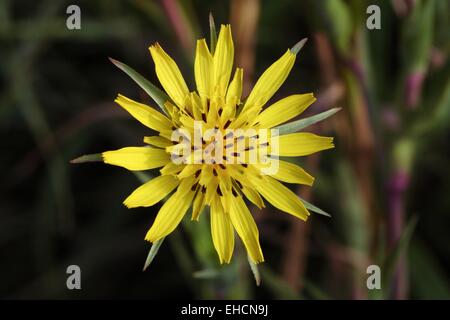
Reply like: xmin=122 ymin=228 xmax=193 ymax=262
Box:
xmin=123 ymin=174 xmax=179 ymax=208
xmin=253 ymin=93 xmax=316 ymax=128
xmin=102 ymin=147 xmax=169 ymax=171
xmin=264 ymin=160 xmax=314 ymax=185
xmin=143 ymin=136 xmax=173 ymax=148
xmin=250 ymin=175 xmax=310 ymax=221
xmin=115 ymin=94 xmax=173 ymax=132
xmin=229 ymin=195 xmax=264 ymax=263
xmin=145 ymin=188 xmax=195 ymax=242
xmin=211 ymin=196 xmax=234 ymax=264
xmin=149 ymin=43 xmax=189 ymax=108
xmin=242 ymin=49 xmax=296 ymax=113
xmin=194 ymin=39 xmax=213 ymax=100
xmin=213 ymin=24 xmax=234 ymax=97
xmin=277 ymin=133 xmax=334 ymax=156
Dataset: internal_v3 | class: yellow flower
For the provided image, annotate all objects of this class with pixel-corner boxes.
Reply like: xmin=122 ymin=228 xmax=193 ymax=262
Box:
xmin=101 ymin=24 xmax=334 ymax=264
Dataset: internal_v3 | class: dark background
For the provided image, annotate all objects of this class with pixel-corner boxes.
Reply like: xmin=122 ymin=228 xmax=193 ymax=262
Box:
xmin=1 ymin=0 xmax=449 ymax=299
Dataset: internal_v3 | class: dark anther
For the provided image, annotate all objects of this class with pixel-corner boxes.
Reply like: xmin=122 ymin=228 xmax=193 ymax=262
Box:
xmin=244 ymin=146 xmax=254 ymax=151
xmin=241 ymin=163 xmax=248 ymax=168
xmin=201 ymin=185 xmax=207 ymax=193
xmin=232 ymin=188 xmax=238 ymax=197
xmin=219 ymin=164 xmax=226 ymax=170
xmin=194 ymin=170 xmax=201 ymax=178
xmin=218 ymin=108 xmax=223 ymax=116
xmin=213 ymin=168 xmax=218 ymax=176
xmin=223 ymin=119 xmax=232 ymax=129
xmin=201 ymin=113 xmax=206 ymax=122
xmin=224 ymin=131 xmax=233 ymax=139
xmin=216 ymin=186 xmax=223 ymax=196
xmin=232 ymin=152 xmax=240 ymax=157
xmin=236 ymin=180 xmax=243 ymax=189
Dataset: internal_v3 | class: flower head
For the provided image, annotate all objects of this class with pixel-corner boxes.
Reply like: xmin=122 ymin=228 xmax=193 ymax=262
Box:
xmin=102 ymin=24 xmax=334 ymax=264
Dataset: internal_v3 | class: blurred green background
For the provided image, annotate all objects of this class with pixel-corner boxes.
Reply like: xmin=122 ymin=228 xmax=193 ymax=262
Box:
xmin=1 ymin=0 xmax=449 ymax=299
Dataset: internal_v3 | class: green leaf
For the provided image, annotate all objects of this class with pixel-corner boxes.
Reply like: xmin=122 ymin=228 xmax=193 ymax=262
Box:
xmin=247 ymin=255 xmax=261 ymax=286
xmin=274 ymin=108 xmax=341 ymax=135
xmin=70 ymin=153 xmax=102 ymax=163
xmin=143 ymin=238 xmax=165 ymax=271
xmin=382 ymin=216 xmax=418 ymax=290
xmin=299 ymin=196 xmax=331 ymax=217
xmin=109 ymin=58 xmax=170 ymax=116
xmin=209 ymin=12 xmax=217 ymax=55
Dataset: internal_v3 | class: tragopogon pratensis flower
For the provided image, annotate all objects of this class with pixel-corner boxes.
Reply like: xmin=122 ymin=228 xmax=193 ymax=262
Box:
xmin=101 ymin=24 xmax=334 ymax=264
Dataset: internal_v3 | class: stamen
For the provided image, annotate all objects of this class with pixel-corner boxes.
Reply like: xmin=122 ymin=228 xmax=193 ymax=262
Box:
xmin=216 ymin=186 xmax=223 ymax=196
xmin=219 ymin=164 xmax=226 ymax=170
xmin=194 ymin=170 xmax=201 ymax=178
xmin=213 ymin=168 xmax=218 ymax=176
xmin=223 ymin=119 xmax=232 ymax=129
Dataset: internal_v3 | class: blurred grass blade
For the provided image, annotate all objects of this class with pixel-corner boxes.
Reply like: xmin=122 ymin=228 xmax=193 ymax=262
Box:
xmin=209 ymin=12 xmax=217 ymax=54
xmin=192 ymin=269 xmax=219 ymax=279
xmin=143 ymin=238 xmax=165 ymax=271
xmin=109 ymin=58 xmax=170 ymax=116
xmin=134 ymin=171 xmax=153 ymax=184
xmin=259 ymin=266 xmax=301 ymax=299
xmin=382 ymin=216 xmax=419 ymax=289
xmin=247 ymin=255 xmax=261 ymax=286
xmin=274 ymin=108 xmax=341 ymax=135
xmin=70 ymin=153 xmax=102 ymax=163
xmin=300 ymin=196 xmax=331 ymax=217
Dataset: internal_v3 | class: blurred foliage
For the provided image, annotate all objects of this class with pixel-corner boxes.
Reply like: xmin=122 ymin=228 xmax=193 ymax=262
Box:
xmin=0 ymin=0 xmax=449 ymax=299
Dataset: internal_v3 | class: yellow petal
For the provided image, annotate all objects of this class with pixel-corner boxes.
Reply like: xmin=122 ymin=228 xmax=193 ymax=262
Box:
xmin=194 ymin=39 xmax=213 ymax=100
xmin=242 ymin=49 xmax=296 ymax=114
xmin=276 ymin=133 xmax=334 ymax=156
xmin=241 ymin=185 xmax=265 ymax=209
xmin=149 ymin=43 xmax=189 ymax=108
xmin=191 ymin=190 xmax=205 ymax=221
xmin=259 ymin=160 xmax=314 ymax=185
xmin=250 ymin=175 xmax=309 ymax=221
xmin=123 ymin=174 xmax=179 ymax=208
xmin=143 ymin=136 xmax=173 ymax=148
xmin=145 ymin=188 xmax=195 ymax=242
xmin=222 ymin=68 xmax=243 ymax=121
xmin=226 ymin=68 xmax=243 ymax=105
xmin=229 ymin=195 xmax=264 ymax=263
xmin=160 ymin=162 xmax=184 ymax=175
xmin=213 ymin=25 xmax=234 ymax=97
xmin=115 ymin=94 xmax=173 ymax=132
xmin=211 ymin=196 xmax=234 ymax=264
xmin=253 ymin=94 xmax=316 ymax=128
xmin=102 ymin=147 xmax=169 ymax=171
